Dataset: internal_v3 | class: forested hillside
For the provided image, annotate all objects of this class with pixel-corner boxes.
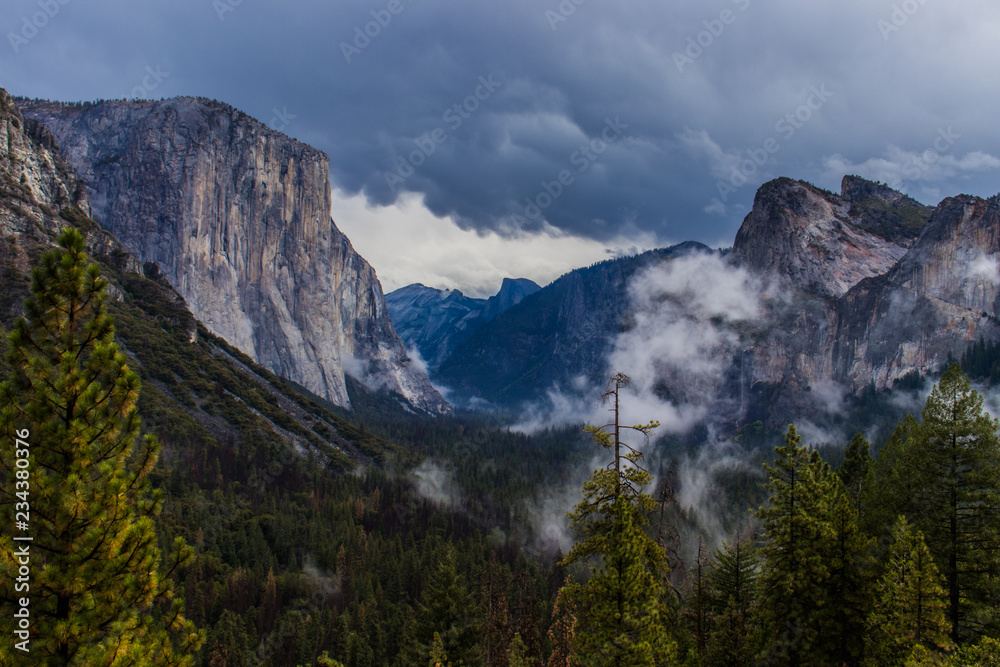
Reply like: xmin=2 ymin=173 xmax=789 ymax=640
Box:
xmin=6 ymin=225 xmax=1000 ymax=664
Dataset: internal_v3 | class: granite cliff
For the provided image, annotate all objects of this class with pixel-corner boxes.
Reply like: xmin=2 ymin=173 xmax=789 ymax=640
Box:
xmin=0 ymin=85 xmax=405 ymax=472
xmin=725 ymin=175 xmax=1000 ymax=428
xmin=0 ymin=87 xmax=141 ymax=317
xmin=424 ymin=174 xmax=1000 ymax=433
xmin=18 ymin=96 xmax=446 ymax=413
xmin=832 ymin=194 xmax=1000 ymax=389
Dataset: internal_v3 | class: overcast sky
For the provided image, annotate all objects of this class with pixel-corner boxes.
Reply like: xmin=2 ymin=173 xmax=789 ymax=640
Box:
xmin=4 ymin=0 xmax=1000 ymax=296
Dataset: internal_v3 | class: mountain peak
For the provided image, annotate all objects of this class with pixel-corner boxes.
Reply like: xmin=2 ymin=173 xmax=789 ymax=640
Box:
xmin=484 ymin=278 xmax=541 ymax=320
xmin=733 ymin=177 xmax=909 ymax=298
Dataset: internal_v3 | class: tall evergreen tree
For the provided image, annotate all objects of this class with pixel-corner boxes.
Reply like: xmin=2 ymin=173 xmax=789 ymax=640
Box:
xmin=755 ymin=424 xmax=872 ymax=666
xmin=0 ymin=228 xmax=203 ymax=665
xmin=819 ymin=478 xmax=875 ymax=665
xmin=865 ymin=516 xmax=952 ymax=666
xmin=546 ymin=580 xmax=576 ymax=667
xmin=413 ymin=547 xmax=481 ymax=666
xmin=507 ymin=633 xmax=535 ymax=667
xmin=907 ymin=364 xmax=1000 ymax=641
xmin=860 ymin=413 xmax=922 ymax=542
xmin=704 ymin=531 xmax=757 ymax=667
xmin=839 ymin=431 xmax=872 ymax=517
xmin=559 ymin=373 xmax=676 ymax=666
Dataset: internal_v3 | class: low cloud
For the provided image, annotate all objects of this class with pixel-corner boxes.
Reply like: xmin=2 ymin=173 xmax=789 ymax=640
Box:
xmin=510 ymin=251 xmax=765 ymax=435
xmin=810 ymin=379 xmax=847 ymax=416
xmin=966 ymin=253 xmax=1000 ymax=285
xmin=411 ymin=459 xmax=461 ymax=508
xmin=608 ymin=251 xmax=763 ymax=431
xmin=674 ymin=439 xmax=764 ymax=550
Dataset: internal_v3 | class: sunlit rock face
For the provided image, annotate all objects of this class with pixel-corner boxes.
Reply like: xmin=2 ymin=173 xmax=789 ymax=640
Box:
xmin=19 ymin=96 xmax=446 ymax=412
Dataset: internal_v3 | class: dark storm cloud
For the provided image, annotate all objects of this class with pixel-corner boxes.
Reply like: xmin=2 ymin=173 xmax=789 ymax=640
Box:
xmin=4 ymin=0 xmax=1000 ymax=247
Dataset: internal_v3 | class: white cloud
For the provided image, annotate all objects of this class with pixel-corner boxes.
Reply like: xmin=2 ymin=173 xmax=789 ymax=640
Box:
xmin=608 ymin=252 xmax=763 ymax=432
xmin=967 ymin=253 xmax=1000 ymax=285
xmin=822 ymin=146 xmax=1000 ymax=193
xmin=331 ymin=189 xmax=660 ymax=298
xmin=508 ymin=251 xmax=765 ymax=435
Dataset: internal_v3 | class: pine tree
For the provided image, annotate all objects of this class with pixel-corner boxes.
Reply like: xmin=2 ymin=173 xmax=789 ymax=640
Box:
xmin=755 ymin=424 xmax=872 ymax=666
xmin=507 ymin=633 xmax=535 ymax=667
xmin=558 ymin=373 xmax=676 ymax=667
xmin=483 ymin=557 xmax=512 ymax=667
xmin=819 ymin=477 xmax=875 ymax=665
xmin=546 ymin=580 xmax=576 ymax=667
xmin=688 ymin=536 xmax=709 ymax=659
xmin=704 ymin=531 xmax=757 ymax=667
xmin=839 ymin=431 xmax=872 ymax=517
xmin=0 ymin=228 xmax=203 ymax=665
xmin=429 ymin=632 xmax=452 ymax=667
xmin=860 ymin=413 xmax=922 ymax=542
xmin=907 ymin=364 xmax=1000 ymax=641
xmin=865 ymin=516 xmax=953 ymax=666
xmin=414 ymin=547 xmax=481 ymax=666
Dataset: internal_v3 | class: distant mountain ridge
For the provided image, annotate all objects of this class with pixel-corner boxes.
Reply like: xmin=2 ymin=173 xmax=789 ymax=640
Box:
xmin=435 ymin=242 xmax=713 ymax=405
xmin=386 ymin=277 xmax=540 ymax=373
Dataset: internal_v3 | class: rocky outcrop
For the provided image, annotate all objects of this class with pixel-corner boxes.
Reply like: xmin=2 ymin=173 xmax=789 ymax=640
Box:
xmin=1 ymin=89 xmax=87 ymax=236
xmin=386 ymin=277 xmax=540 ymax=373
xmin=0 ymin=88 xmax=139 ymax=295
xmin=18 ymin=96 xmax=446 ymax=413
xmin=833 ymin=195 xmax=1000 ymax=388
xmin=732 ymin=178 xmax=912 ymax=299
xmin=732 ymin=177 xmax=994 ymax=428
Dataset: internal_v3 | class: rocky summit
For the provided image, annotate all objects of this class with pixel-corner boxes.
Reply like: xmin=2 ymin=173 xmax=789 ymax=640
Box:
xmin=423 ymin=174 xmax=1000 ymax=432
xmin=17 ymin=96 xmax=446 ymax=413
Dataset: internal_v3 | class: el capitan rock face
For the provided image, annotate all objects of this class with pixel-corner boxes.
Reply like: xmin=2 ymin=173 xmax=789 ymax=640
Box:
xmin=18 ymin=96 xmax=446 ymax=413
